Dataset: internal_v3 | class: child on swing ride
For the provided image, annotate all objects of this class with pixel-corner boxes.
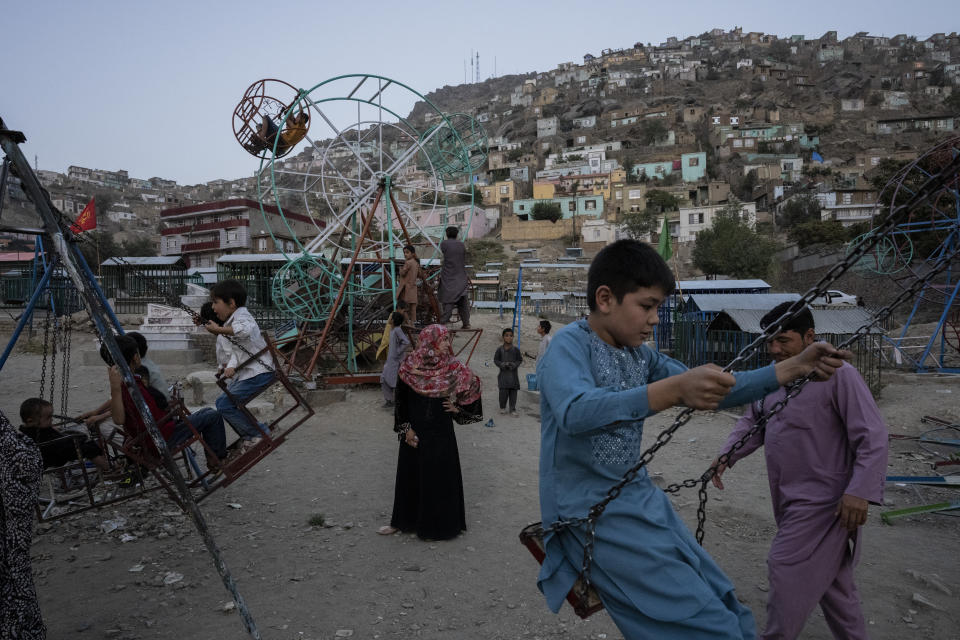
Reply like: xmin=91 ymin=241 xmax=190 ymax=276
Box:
xmin=18 ymin=397 xmax=111 ymax=473
xmin=244 ymin=106 xmax=309 ymax=156
xmin=202 ymin=280 xmax=275 ymax=455
xmin=534 ymin=239 xmax=850 ymax=639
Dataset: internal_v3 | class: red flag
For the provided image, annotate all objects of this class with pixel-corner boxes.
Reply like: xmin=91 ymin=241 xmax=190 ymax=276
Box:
xmin=70 ymin=197 xmax=97 ymax=234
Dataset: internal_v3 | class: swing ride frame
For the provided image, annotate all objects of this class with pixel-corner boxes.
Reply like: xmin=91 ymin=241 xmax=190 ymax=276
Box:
xmin=0 ymin=117 xmax=265 ymax=639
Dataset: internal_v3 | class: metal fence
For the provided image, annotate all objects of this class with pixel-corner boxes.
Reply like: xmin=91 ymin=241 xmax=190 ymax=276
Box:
xmin=1 ymin=266 xmax=84 ymax=315
xmin=673 ymin=324 xmax=883 ymax=394
xmin=214 ymin=260 xmax=297 ymax=329
xmin=97 ymin=261 xmax=203 ymax=315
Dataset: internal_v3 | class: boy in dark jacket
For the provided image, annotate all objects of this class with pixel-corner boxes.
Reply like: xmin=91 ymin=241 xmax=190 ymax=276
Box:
xmin=18 ymin=397 xmax=110 ymax=472
xmin=494 ymin=328 xmax=522 ymax=415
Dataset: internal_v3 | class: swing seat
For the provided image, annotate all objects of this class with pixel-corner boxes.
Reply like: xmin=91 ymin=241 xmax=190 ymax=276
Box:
xmin=118 ymin=400 xmax=224 ymax=507
xmin=198 ymin=337 xmax=314 ymax=497
xmin=518 ymin=522 xmax=605 ymax=619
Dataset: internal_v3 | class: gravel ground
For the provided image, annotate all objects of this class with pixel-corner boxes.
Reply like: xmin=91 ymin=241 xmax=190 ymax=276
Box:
xmin=2 ymin=315 xmax=958 ymax=640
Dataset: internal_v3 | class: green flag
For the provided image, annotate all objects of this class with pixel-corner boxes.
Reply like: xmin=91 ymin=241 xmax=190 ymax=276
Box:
xmin=657 ymin=215 xmax=672 ymax=261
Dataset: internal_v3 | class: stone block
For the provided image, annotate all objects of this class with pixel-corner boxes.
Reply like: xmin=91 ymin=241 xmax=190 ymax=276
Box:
xmin=183 ymin=370 xmax=221 ymax=405
xmin=302 ymin=388 xmax=348 ymax=407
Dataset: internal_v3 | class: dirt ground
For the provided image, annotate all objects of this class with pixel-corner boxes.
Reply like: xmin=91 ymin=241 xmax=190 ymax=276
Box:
xmin=2 ymin=312 xmax=959 ymax=640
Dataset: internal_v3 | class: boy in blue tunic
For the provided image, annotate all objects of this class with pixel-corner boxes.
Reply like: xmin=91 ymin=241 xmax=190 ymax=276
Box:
xmin=536 ymin=239 xmax=849 ymax=639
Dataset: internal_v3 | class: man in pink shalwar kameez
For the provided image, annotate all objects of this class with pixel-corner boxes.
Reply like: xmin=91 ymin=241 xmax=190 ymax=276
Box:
xmin=713 ymin=303 xmax=888 ymax=640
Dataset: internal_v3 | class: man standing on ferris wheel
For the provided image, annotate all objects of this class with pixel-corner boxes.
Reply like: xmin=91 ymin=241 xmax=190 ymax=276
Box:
xmin=438 ymin=226 xmax=471 ymax=330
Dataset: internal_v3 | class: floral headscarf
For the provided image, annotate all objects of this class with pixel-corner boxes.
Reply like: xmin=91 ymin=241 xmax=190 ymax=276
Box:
xmin=398 ymin=324 xmax=481 ymax=405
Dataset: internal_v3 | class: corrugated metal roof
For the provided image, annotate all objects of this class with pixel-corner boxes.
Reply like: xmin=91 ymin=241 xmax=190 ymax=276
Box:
xmin=523 ymin=292 xmax=565 ymax=300
xmin=217 ymin=253 xmax=292 ymax=263
xmin=675 ymin=279 xmax=770 ymax=292
xmin=0 ymin=252 xmax=35 ymax=262
xmin=518 ymin=263 xmax=591 ymax=269
xmin=710 ymin=307 xmax=883 ymax=335
xmin=688 ymin=293 xmax=800 ymax=312
xmin=101 ymin=256 xmax=185 ymax=266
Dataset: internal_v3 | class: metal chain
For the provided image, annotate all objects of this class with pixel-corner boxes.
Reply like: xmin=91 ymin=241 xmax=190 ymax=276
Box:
xmin=683 ymin=243 xmax=960 ymax=542
xmin=60 ymin=317 xmax=72 ymax=417
xmin=48 ymin=316 xmax=59 ymax=406
xmin=39 ymin=310 xmax=50 ymax=399
xmin=544 ymin=150 xmax=960 ymax=602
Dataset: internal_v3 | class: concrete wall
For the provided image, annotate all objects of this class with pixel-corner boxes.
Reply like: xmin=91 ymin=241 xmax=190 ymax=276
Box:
xmin=501 ymin=215 xmax=575 ymax=241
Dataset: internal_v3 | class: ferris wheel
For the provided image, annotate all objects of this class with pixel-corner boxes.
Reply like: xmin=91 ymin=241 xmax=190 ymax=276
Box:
xmin=232 ymin=74 xmax=488 ymax=376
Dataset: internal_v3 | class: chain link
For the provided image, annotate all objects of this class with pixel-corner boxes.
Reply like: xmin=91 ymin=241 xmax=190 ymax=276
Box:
xmin=543 ymin=150 xmax=960 ymax=598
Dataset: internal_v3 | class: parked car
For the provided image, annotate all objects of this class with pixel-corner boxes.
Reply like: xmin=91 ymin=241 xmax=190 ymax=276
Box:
xmin=813 ymin=289 xmax=859 ymax=305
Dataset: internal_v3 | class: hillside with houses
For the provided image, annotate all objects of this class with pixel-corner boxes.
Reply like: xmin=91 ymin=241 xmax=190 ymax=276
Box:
xmin=3 ymin=27 xmax=958 ymax=281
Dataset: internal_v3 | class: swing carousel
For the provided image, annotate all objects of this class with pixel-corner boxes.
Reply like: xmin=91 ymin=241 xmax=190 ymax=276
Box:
xmin=231 ymin=75 xmax=488 ymax=382
xmin=846 ymin=135 xmax=960 ymax=371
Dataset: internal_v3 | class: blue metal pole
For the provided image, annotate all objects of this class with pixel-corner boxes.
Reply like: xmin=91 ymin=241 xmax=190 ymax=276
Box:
xmin=71 ymin=243 xmax=124 ymax=334
xmin=895 ymin=294 xmax=923 ymax=348
xmin=916 ymin=278 xmax=960 ymax=372
xmin=513 ymin=265 xmax=523 ymax=345
xmin=0 ymin=260 xmax=56 ymax=371
xmin=38 ymin=240 xmax=58 ymax=318
xmin=29 ymin=237 xmax=40 ymax=297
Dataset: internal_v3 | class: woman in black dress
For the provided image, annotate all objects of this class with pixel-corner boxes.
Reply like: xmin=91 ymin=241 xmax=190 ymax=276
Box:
xmin=1 ymin=408 xmax=46 ymax=639
xmin=380 ymin=324 xmax=482 ymax=540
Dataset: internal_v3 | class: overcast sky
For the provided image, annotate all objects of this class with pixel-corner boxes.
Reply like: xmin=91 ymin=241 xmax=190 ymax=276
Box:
xmin=2 ymin=0 xmax=955 ymax=186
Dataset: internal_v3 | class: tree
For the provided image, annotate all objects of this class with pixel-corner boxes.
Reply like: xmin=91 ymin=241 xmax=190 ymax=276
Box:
xmin=531 ymin=202 xmax=562 ymax=222
xmin=94 ymin=192 xmax=116 ymax=219
xmin=692 ymin=202 xmax=779 ymax=278
xmin=621 ymin=208 xmax=660 ymax=239
xmin=645 ymin=189 xmax=679 ymax=212
xmin=623 ymin=155 xmax=636 ymax=180
xmin=458 ymin=184 xmax=484 ymax=204
xmin=740 ymin=169 xmax=758 ymax=199
xmin=77 ymin=230 xmax=121 ymax=268
xmin=869 ymin=156 xmax=945 ymax=258
xmin=778 ymin=194 xmax=821 ymax=228
xmin=787 ymin=219 xmax=848 ymax=248
xmin=768 ymin=40 xmax=792 ymax=62
xmin=506 ymin=148 xmax=525 ymax=162
xmin=942 ymin=91 xmax=960 ymax=113
xmin=638 ymin=119 xmax=669 ymax=146
xmin=121 ymin=237 xmax=158 ymax=256
xmin=465 ymin=238 xmax=505 ymax=266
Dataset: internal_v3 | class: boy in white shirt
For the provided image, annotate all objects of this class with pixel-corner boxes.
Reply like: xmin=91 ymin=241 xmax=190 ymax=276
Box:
xmin=203 ymin=280 xmax=275 ymax=453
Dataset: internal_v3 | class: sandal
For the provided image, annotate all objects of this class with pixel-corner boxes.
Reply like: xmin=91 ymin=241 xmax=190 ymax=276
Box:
xmin=377 ymin=525 xmax=398 ymax=535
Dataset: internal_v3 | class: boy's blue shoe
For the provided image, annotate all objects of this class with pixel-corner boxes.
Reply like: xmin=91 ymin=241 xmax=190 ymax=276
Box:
xmin=484 ymin=419 xmax=496 ymax=428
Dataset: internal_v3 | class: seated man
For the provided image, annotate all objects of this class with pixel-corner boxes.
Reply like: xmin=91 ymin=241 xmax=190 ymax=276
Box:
xmin=18 ymin=397 xmax=111 ymax=473
xmin=244 ymin=115 xmax=280 ymax=154
xmin=104 ymin=335 xmax=228 ymax=470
